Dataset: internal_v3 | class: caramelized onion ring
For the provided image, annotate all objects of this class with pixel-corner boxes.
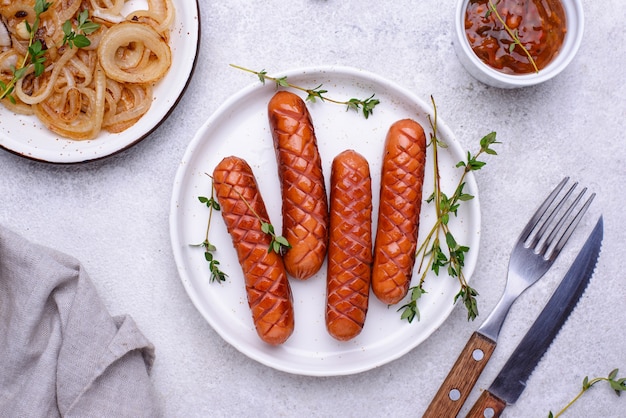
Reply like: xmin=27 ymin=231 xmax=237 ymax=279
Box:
xmin=0 ymin=50 xmax=18 ymax=73
xmin=52 ymin=0 xmax=82 ymax=24
xmin=89 ymin=0 xmax=125 ymax=15
xmin=15 ymin=46 xmax=77 ymax=105
xmin=33 ymin=64 xmax=106 ymax=140
xmin=98 ymin=22 xmax=171 ymax=84
xmin=103 ymin=83 xmax=152 ymax=133
xmin=129 ymin=0 xmax=175 ymax=34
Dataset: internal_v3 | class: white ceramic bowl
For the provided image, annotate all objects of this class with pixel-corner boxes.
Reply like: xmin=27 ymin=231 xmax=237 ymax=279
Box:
xmin=453 ymin=0 xmax=584 ymax=88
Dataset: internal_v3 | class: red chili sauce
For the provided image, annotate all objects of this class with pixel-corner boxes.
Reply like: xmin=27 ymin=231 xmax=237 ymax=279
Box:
xmin=464 ymin=0 xmax=567 ymax=74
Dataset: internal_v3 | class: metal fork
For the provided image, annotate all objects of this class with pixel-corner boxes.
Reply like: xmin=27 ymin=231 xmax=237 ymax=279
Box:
xmin=423 ymin=177 xmax=594 ymax=418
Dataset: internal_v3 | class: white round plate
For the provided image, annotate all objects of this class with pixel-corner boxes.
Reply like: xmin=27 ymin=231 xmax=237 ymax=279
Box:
xmin=170 ymin=66 xmax=481 ymax=376
xmin=0 ymin=0 xmax=200 ymax=163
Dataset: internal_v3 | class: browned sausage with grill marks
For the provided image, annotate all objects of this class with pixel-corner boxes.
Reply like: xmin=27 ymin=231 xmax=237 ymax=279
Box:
xmin=213 ymin=156 xmax=295 ymax=345
xmin=268 ymin=91 xmax=329 ymax=280
xmin=325 ymin=150 xmax=373 ymax=341
xmin=372 ymin=119 xmax=427 ymax=305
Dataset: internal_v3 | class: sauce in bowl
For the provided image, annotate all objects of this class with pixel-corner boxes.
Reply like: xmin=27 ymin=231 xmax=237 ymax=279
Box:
xmin=465 ymin=0 xmax=567 ymax=74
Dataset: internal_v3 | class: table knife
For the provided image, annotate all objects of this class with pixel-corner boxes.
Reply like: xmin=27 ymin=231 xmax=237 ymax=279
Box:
xmin=465 ymin=216 xmax=603 ymax=418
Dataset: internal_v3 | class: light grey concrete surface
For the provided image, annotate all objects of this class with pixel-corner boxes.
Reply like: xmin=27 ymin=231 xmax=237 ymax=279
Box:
xmin=1 ymin=1 xmax=624 ymax=417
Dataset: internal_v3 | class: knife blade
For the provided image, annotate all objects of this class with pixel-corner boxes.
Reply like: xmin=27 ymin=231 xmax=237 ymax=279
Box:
xmin=466 ymin=216 xmax=603 ymax=418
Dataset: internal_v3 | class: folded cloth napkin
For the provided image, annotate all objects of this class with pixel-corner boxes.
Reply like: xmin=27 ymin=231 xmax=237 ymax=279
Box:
xmin=0 ymin=225 xmax=162 ymax=417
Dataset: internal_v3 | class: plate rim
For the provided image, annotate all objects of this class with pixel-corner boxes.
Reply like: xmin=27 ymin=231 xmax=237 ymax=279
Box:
xmin=169 ymin=65 xmax=482 ymax=376
xmin=0 ymin=0 xmax=201 ymax=164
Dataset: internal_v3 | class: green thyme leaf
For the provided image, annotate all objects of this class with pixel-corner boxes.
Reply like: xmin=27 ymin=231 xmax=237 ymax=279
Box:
xmin=230 ymin=64 xmax=381 ymax=119
xmin=397 ymin=286 xmax=427 ymax=323
xmin=61 ymin=9 xmax=100 ymax=49
xmin=261 ymin=222 xmax=272 ymax=235
xmin=34 ymin=0 xmax=52 ymax=15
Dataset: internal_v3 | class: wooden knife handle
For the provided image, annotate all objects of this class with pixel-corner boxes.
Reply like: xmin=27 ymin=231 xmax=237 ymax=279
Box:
xmin=422 ymin=331 xmax=496 ymax=418
xmin=466 ymin=390 xmax=507 ymax=418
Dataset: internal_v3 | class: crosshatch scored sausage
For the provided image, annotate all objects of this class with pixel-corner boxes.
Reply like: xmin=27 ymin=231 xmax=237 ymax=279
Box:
xmin=326 ymin=150 xmax=373 ymax=341
xmin=372 ymin=119 xmax=427 ymax=305
xmin=213 ymin=156 xmax=295 ymax=345
xmin=268 ymin=91 xmax=329 ymax=280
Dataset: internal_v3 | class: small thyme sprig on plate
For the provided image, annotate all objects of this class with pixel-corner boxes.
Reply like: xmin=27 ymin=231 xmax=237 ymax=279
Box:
xmin=230 ymin=64 xmax=380 ymax=119
xmin=61 ymin=9 xmax=101 ymax=49
xmin=194 ymin=178 xmax=228 ymax=283
xmin=549 ymin=368 xmax=626 ymax=417
xmin=398 ymin=96 xmax=500 ymax=323
xmin=485 ymin=0 xmax=539 ymax=73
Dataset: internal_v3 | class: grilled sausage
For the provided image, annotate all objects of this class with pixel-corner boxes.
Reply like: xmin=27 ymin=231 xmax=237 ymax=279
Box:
xmin=372 ymin=119 xmax=427 ymax=305
xmin=268 ymin=91 xmax=329 ymax=280
xmin=325 ymin=150 xmax=373 ymax=341
xmin=213 ymin=156 xmax=295 ymax=345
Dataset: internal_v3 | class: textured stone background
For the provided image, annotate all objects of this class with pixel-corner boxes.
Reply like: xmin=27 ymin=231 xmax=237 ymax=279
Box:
xmin=1 ymin=1 xmax=624 ymax=416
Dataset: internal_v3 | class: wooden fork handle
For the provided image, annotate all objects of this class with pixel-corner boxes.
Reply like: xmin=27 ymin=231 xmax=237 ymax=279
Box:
xmin=422 ymin=331 xmax=497 ymax=418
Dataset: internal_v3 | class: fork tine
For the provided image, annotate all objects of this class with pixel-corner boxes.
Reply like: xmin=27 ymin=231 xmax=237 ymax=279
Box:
xmin=545 ymin=192 xmax=595 ymax=261
xmin=527 ymin=180 xmax=578 ymax=249
xmin=518 ymin=177 xmax=569 ymax=242
xmin=540 ymin=186 xmax=587 ymax=249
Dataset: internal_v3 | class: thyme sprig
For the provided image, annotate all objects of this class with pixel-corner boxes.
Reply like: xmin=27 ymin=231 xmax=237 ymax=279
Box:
xmin=62 ymin=9 xmax=100 ymax=49
xmin=0 ymin=2 xmax=100 ymax=103
xmin=195 ymin=172 xmax=291 ymax=283
xmin=204 ymin=173 xmax=290 ymax=256
xmin=230 ymin=64 xmax=380 ymax=119
xmin=228 ymin=184 xmax=291 ymax=255
xmin=548 ymin=369 xmax=626 ymax=417
xmin=486 ymin=0 xmax=539 ymax=73
xmin=194 ymin=178 xmax=228 ymax=283
xmin=0 ymin=0 xmax=51 ymax=103
xmin=398 ymin=97 xmax=499 ymax=323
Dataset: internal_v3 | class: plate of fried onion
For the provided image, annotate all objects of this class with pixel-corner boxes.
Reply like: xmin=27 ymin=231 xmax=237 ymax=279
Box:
xmin=0 ymin=0 xmax=199 ymax=163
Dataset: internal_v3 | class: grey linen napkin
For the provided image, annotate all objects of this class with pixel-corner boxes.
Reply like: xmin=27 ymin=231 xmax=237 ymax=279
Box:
xmin=0 ymin=225 xmax=161 ymax=417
